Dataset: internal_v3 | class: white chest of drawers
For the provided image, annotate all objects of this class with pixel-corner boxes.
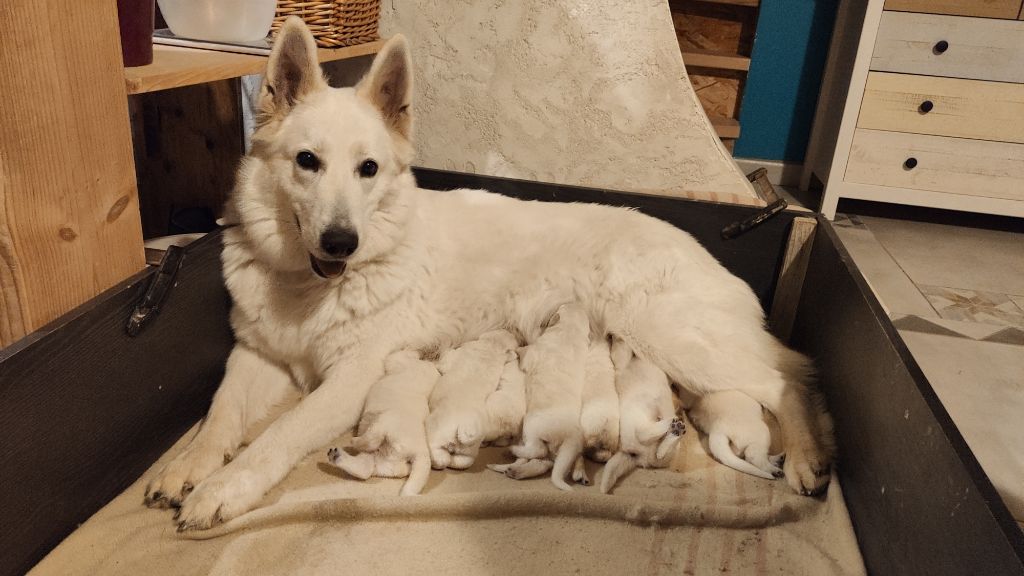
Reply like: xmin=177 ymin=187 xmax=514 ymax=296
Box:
xmin=802 ymin=0 xmax=1024 ymax=219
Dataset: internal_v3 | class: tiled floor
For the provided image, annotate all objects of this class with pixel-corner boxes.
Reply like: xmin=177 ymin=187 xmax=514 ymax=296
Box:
xmin=831 ymin=213 xmax=1024 ymax=528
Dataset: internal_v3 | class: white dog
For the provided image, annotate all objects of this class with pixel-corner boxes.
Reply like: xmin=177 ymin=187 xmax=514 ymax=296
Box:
xmin=600 ymin=340 xmax=685 ymax=494
xmin=482 ymin=353 xmax=528 ymax=447
xmin=427 ymin=329 xmax=518 ymax=469
xmin=489 ymin=303 xmax=589 ymax=490
xmin=326 ymin=350 xmax=438 ymax=495
xmin=686 ymin=390 xmax=783 ymax=480
xmin=146 ymin=19 xmax=834 ymax=530
xmin=571 ymin=335 xmax=619 ymax=486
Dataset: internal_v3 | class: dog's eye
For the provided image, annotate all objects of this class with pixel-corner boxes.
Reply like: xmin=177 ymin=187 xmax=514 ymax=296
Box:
xmin=359 ymin=159 xmax=378 ymax=178
xmin=296 ymin=151 xmax=320 ymax=171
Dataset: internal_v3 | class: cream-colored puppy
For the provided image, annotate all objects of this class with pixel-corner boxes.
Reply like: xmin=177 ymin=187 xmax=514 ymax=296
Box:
xmin=600 ymin=339 xmax=685 ymax=494
xmin=426 ymin=329 xmax=518 ymax=469
xmin=571 ymin=335 xmax=620 ymax=486
xmin=687 ymin=390 xmax=783 ymax=480
xmin=483 ymin=353 xmax=528 ymax=447
xmin=489 ymin=303 xmax=589 ymax=491
xmin=326 ymin=350 xmax=438 ymax=496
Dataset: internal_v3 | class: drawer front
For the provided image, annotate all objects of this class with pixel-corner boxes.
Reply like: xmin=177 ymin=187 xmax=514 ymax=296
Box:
xmin=872 ymin=12 xmax=1024 ymax=83
xmin=884 ymin=0 xmax=1023 ymax=19
xmin=858 ymin=72 xmax=1024 ymax=144
xmin=845 ymin=129 xmax=1024 ymax=201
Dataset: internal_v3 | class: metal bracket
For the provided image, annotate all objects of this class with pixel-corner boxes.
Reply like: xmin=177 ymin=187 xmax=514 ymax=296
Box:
xmin=126 ymin=245 xmax=185 ymax=337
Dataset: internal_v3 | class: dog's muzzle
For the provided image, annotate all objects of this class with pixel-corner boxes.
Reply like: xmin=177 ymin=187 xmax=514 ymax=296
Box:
xmin=310 ymin=255 xmax=347 ymax=279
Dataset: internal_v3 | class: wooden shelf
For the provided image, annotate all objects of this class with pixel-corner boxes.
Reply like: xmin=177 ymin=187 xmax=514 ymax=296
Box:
xmin=710 ymin=116 xmax=741 ymax=139
xmin=682 ymin=49 xmax=751 ymax=71
xmin=692 ymin=0 xmax=759 ymax=6
xmin=124 ymin=40 xmax=385 ymax=95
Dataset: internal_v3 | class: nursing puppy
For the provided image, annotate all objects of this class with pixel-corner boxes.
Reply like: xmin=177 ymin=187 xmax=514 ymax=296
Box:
xmin=489 ymin=303 xmax=588 ymax=490
xmin=482 ymin=353 xmax=528 ymax=447
xmin=427 ymin=329 xmax=518 ymax=469
xmin=326 ymin=350 xmax=438 ymax=495
xmin=600 ymin=340 xmax=685 ymax=494
xmin=571 ymin=335 xmax=619 ymax=486
xmin=149 ymin=20 xmax=834 ymax=530
xmin=687 ymin=390 xmax=783 ymax=480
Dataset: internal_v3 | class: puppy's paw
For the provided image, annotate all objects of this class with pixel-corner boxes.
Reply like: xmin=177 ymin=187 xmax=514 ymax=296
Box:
xmin=429 ymin=447 xmax=451 ymax=470
xmin=175 ymin=467 xmax=263 ymax=532
xmin=327 ymin=447 xmax=341 ymax=465
xmin=449 ymin=454 xmax=475 ymax=470
xmin=669 ymin=418 xmax=686 ymax=436
xmin=145 ymin=444 xmax=225 ymax=509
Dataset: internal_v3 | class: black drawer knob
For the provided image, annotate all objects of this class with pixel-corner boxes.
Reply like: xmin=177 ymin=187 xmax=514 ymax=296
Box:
xmin=933 ymin=40 xmax=949 ymax=54
xmin=919 ymin=100 xmax=934 ymax=113
xmin=904 ymin=157 xmax=918 ymax=170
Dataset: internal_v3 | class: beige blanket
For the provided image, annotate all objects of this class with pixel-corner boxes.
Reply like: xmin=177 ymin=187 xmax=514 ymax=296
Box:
xmin=31 ymin=420 xmax=864 ymax=576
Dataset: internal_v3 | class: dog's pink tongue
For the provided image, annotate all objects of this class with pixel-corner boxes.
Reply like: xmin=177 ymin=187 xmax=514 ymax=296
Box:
xmin=310 ymin=255 xmax=346 ymax=279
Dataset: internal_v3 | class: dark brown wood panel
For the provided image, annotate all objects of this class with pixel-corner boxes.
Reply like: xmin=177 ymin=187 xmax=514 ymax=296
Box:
xmin=790 ymin=219 xmax=1024 ymax=576
xmin=0 ymin=233 xmax=233 ymax=576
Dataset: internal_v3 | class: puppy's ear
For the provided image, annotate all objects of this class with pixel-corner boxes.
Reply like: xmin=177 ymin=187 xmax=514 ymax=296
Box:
xmin=357 ymin=34 xmax=414 ymax=142
xmin=260 ymin=17 xmax=326 ymax=123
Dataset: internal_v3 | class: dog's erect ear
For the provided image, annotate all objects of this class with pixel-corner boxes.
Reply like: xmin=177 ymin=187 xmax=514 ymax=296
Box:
xmin=356 ymin=34 xmax=413 ymax=141
xmin=262 ymin=17 xmax=326 ymax=121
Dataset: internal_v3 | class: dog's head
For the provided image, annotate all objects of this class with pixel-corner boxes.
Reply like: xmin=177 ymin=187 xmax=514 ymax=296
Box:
xmin=232 ymin=18 xmax=415 ymax=279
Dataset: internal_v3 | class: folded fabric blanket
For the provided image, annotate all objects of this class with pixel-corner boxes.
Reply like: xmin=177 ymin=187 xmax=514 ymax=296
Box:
xmin=31 ymin=422 xmax=865 ymax=576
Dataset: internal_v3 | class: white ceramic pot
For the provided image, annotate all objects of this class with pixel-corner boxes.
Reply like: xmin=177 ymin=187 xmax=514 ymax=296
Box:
xmin=158 ymin=0 xmax=276 ymax=43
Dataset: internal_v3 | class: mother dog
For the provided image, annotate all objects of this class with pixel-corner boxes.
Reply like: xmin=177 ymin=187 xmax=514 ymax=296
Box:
xmin=146 ymin=18 xmax=834 ymax=530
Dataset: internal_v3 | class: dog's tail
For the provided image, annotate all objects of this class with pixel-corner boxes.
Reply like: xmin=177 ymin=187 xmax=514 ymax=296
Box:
xmin=708 ymin=433 xmax=774 ymax=480
xmin=599 ymin=451 xmax=637 ymax=494
xmin=400 ymin=452 xmax=432 ymax=496
xmin=550 ymin=435 xmax=582 ymax=491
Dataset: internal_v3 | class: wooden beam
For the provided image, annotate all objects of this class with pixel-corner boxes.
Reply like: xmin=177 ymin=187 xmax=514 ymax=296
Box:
xmin=0 ymin=0 xmax=145 ymax=348
xmin=710 ymin=116 xmax=741 ymax=139
xmin=769 ymin=217 xmax=817 ymax=341
xmin=682 ymin=49 xmax=752 ymax=71
xmin=687 ymin=0 xmax=760 ymax=7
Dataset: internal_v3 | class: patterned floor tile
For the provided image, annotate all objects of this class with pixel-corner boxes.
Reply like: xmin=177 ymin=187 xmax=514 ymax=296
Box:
xmin=918 ymin=285 xmax=1024 ymax=329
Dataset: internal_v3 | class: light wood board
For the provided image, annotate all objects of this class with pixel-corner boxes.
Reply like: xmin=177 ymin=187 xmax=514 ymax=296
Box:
xmin=0 ymin=0 xmax=145 ymax=347
xmin=872 ymin=12 xmax=1024 ymax=83
xmin=125 ymin=41 xmax=383 ymax=95
xmin=845 ymin=129 xmax=1024 ymax=200
xmin=883 ymin=0 xmax=1023 ymax=19
xmin=858 ymin=72 xmax=1024 ymax=144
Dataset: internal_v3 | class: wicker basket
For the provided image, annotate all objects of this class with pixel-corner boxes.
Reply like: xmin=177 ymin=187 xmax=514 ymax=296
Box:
xmin=272 ymin=0 xmax=379 ymax=48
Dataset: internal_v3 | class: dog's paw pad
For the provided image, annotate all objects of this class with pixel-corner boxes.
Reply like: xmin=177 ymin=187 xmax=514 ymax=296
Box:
xmin=327 ymin=447 xmax=340 ymax=462
xmin=669 ymin=418 xmax=686 ymax=436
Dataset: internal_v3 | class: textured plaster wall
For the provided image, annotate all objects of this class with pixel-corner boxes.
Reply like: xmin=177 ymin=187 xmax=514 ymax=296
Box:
xmin=379 ymin=0 xmax=756 ymax=199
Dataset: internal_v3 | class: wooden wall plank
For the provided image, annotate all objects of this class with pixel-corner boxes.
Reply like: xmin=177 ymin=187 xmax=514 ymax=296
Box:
xmin=858 ymin=72 xmax=1024 ymax=144
xmin=0 ymin=0 xmax=146 ymax=348
xmin=884 ymin=0 xmax=1023 ymax=19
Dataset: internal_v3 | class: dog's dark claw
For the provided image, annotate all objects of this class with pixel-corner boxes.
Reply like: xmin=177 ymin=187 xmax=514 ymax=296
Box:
xmin=772 ymin=470 xmax=785 ymax=479
xmin=181 ymin=482 xmax=194 ymax=496
xmin=173 ymin=508 xmax=181 ymax=520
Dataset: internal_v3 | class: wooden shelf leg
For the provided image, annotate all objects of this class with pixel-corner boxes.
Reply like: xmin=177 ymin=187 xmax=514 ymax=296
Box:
xmin=0 ymin=0 xmax=145 ymax=347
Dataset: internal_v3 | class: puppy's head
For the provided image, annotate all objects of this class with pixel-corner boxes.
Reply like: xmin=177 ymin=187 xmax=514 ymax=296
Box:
xmin=233 ymin=18 xmax=416 ymax=279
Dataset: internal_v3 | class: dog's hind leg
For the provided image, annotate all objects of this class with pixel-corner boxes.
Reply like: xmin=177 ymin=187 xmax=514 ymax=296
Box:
xmin=572 ymin=456 xmax=590 ymax=486
xmin=505 ymin=458 xmax=553 ymax=480
xmin=331 ymin=450 xmax=377 ymax=480
xmin=550 ymin=435 xmax=582 ymax=491
xmin=617 ymin=293 xmax=833 ymax=496
xmin=707 ymin=433 xmax=774 ymax=480
xmin=599 ymin=452 xmax=637 ymax=494
xmin=146 ymin=345 xmax=295 ymax=509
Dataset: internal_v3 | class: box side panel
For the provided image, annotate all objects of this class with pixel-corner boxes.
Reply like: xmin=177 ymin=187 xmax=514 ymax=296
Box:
xmin=0 ymin=233 xmax=233 ymax=576
xmin=791 ymin=219 xmax=1024 ymax=576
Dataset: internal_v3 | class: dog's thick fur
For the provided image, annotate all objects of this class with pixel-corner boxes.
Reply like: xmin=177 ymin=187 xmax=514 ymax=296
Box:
xmin=483 ymin=353 xmax=528 ymax=447
xmin=326 ymin=350 xmax=438 ymax=495
xmin=426 ymin=329 xmax=518 ymax=469
xmin=145 ymin=19 xmax=834 ymax=530
xmin=489 ymin=304 xmax=589 ymax=490
xmin=600 ymin=340 xmax=685 ymax=494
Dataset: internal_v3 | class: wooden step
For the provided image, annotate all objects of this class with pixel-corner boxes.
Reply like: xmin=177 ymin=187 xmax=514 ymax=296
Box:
xmin=710 ymin=116 xmax=741 ymax=139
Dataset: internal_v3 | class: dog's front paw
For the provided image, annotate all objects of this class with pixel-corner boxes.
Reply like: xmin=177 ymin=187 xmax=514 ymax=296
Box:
xmin=784 ymin=446 xmax=830 ymax=496
xmin=145 ymin=444 xmax=225 ymax=509
xmin=175 ymin=467 xmax=264 ymax=531
xmin=669 ymin=418 xmax=686 ymax=436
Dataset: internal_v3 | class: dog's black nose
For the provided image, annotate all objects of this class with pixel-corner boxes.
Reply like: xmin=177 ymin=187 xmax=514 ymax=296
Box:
xmin=320 ymin=227 xmax=359 ymax=258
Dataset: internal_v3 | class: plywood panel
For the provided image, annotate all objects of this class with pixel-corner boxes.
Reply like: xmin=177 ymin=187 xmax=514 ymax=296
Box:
xmin=858 ymin=72 xmax=1024 ymax=144
xmin=0 ymin=0 xmax=145 ymax=347
xmin=846 ymin=129 xmax=1024 ymax=200
xmin=872 ymin=12 xmax=1024 ymax=83
xmin=884 ymin=0 xmax=1023 ymax=19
